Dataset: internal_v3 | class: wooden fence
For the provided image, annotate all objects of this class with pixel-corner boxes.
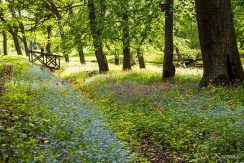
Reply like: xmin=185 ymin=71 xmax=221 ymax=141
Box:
xmin=29 ymin=50 xmax=62 ymax=70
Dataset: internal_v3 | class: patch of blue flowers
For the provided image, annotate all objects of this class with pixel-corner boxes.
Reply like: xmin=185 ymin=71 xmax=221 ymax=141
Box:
xmin=5 ymin=66 xmax=136 ymax=162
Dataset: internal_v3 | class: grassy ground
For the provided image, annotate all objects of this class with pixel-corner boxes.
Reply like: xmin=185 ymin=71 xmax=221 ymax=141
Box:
xmin=56 ymin=59 xmax=244 ymax=162
xmin=1 ymin=55 xmax=244 ymax=162
xmin=0 ymin=56 xmax=138 ymax=162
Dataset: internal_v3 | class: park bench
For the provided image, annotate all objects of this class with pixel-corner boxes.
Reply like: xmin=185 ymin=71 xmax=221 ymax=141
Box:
xmin=28 ymin=50 xmax=62 ymax=70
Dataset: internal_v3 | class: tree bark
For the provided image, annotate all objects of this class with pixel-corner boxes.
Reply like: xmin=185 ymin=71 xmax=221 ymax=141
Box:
xmin=9 ymin=27 xmax=22 ymax=55
xmin=3 ymin=31 xmax=8 ymax=56
xmin=46 ymin=26 xmax=52 ymax=54
xmin=122 ymin=11 xmax=131 ymax=70
xmin=137 ymin=48 xmax=146 ymax=69
xmin=5 ymin=1 xmax=22 ymax=55
xmin=114 ymin=52 xmax=120 ymax=65
xmin=19 ymin=23 xmax=29 ymax=56
xmin=78 ymin=47 xmax=86 ymax=64
xmin=195 ymin=0 xmax=244 ymax=86
xmin=88 ymin=0 xmax=109 ymax=72
xmin=163 ymin=0 xmax=175 ymax=79
xmin=17 ymin=10 xmax=29 ymax=56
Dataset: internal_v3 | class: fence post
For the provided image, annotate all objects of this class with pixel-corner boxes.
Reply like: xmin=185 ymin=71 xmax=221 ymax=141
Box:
xmin=41 ymin=48 xmax=45 ymax=65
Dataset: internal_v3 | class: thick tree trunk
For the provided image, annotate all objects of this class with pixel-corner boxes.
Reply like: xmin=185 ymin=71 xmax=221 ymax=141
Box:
xmin=78 ymin=47 xmax=86 ymax=64
xmin=46 ymin=26 xmax=52 ymax=54
xmin=88 ymin=0 xmax=109 ymax=72
xmin=3 ymin=31 xmax=8 ymax=56
xmin=122 ymin=12 xmax=131 ymax=70
xmin=137 ymin=48 xmax=146 ymax=69
xmin=163 ymin=0 xmax=175 ymax=79
xmin=195 ymin=0 xmax=244 ymax=86
xmin=9 ymin=28 xmax=22 ymax=55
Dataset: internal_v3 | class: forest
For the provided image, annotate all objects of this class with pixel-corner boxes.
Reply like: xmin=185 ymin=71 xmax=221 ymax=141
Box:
xmin=0 ymin=0 xmax=244 ymax=162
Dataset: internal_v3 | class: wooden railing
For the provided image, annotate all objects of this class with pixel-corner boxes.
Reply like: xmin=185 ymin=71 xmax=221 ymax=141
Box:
xmin=173 ymin=58 xmax=203 ymax=68
xmin=28 ymin=50 xmax=62 ymax=70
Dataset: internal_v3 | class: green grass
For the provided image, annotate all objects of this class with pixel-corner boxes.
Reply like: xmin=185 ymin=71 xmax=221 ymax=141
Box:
xmin=57 ymin=64 xmax=244 ymax=162
xmin=2 ymin=56 xmax=243 ymax=162
xmin=0 ymin=56 xmax=137 ymax=162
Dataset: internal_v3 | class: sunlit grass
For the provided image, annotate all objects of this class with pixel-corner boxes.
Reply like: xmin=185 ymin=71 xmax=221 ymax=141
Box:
xmin=56 ymin=57 xmax=243 ymax=162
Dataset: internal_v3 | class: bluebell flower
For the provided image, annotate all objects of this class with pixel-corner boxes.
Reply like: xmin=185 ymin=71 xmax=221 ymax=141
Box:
xmin=77 ymin=151 xmax=84 ymax=155
xmin=53 ymin=107 xmax=59 ymax=111
xmin=62 ymin=148 xmax=68 ymax=153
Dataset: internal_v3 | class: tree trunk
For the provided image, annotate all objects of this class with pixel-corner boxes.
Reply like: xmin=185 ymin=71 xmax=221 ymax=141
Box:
xmin=9 ymin=28 xmax=22 ymax=55
xmin=46 ymin=26 xmax=52 ymax=54
xmin=195 ymin=0 xmax=244 ymax=86
xmin=19 ymin=23 xmax=29 ymax=56
xmin=163 ymin=0 xmax=175 ymax=79
xmin=137 ymin=48 xmax=146 ymax=69
xmin=122 ymin=11 xmax=131 ymax=70
xmin=88 ymin=0 xmax=109 ymax=72
xmin=18 ymin=10 xmax=29 ymax=57
xmin=64 ymin=55 xmax=69 ymax=62
xmin=78 ymin=47 xmax=86 ymax=64
xmin=114 ymin=52 xmax=120 ymax=65
xmin=3 ymin=31 xmax=8 ymax=56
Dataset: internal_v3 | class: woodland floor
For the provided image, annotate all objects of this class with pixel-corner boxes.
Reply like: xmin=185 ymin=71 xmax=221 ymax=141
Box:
xmin=0 ymin=56 xmax=244 ymax=162
xmin=0 ymin=57 xmax=137 ymax=162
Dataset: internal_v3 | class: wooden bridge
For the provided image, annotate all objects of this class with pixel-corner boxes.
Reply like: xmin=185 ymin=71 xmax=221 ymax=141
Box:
xmin=28 ymin=50 xmax=62 ymax=70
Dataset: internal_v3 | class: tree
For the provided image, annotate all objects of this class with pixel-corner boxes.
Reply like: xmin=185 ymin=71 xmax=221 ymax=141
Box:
xmin=162 ymin=0 xmax=175 ymax=79
xmin=68 ymin=4 xmax=86 ymax=64
xmin=46 ymin=25 xmax=52 ymax=53
xmin=121 ymin=0 xmax=131 ymax=70
xmin=88 ymin=0 xmax=109 ymax=72
xmin=195 ymin=0 xmax=244 ymax=86
xmin=2 ymin=31 xmax=8 ymax=55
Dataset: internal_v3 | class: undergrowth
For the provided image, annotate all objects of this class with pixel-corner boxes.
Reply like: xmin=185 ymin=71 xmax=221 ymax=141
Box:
xmin=58 ymin=68 xmax=244 ymax=162
xmin=0 ymin=56 xmax=135 ymax=162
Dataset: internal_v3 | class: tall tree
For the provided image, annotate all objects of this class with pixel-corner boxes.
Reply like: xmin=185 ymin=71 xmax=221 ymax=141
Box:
xmin=88 ymin=0 xmax=109 ymax=72
xmin=122 ymin=0 xmax=131 ymax=70
xmin=17 ymin=9 xmax=29 ymax=56
xmin=162 ymin=0 xmax=175 ymax=79
xmin=46 ymin=25 xmax=52 ymax=53
xmin=5 ymin=0 xmax=22 ymax=55
xmin=195 ymin=0 xmax=244 ymax=86
xmin=9 ymin=27 xmax=22 ymax=55
xmin=68 ymin=5 xmax=85 ymax=64
xmin=2 ymin=31 xmax=8 ymax=55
